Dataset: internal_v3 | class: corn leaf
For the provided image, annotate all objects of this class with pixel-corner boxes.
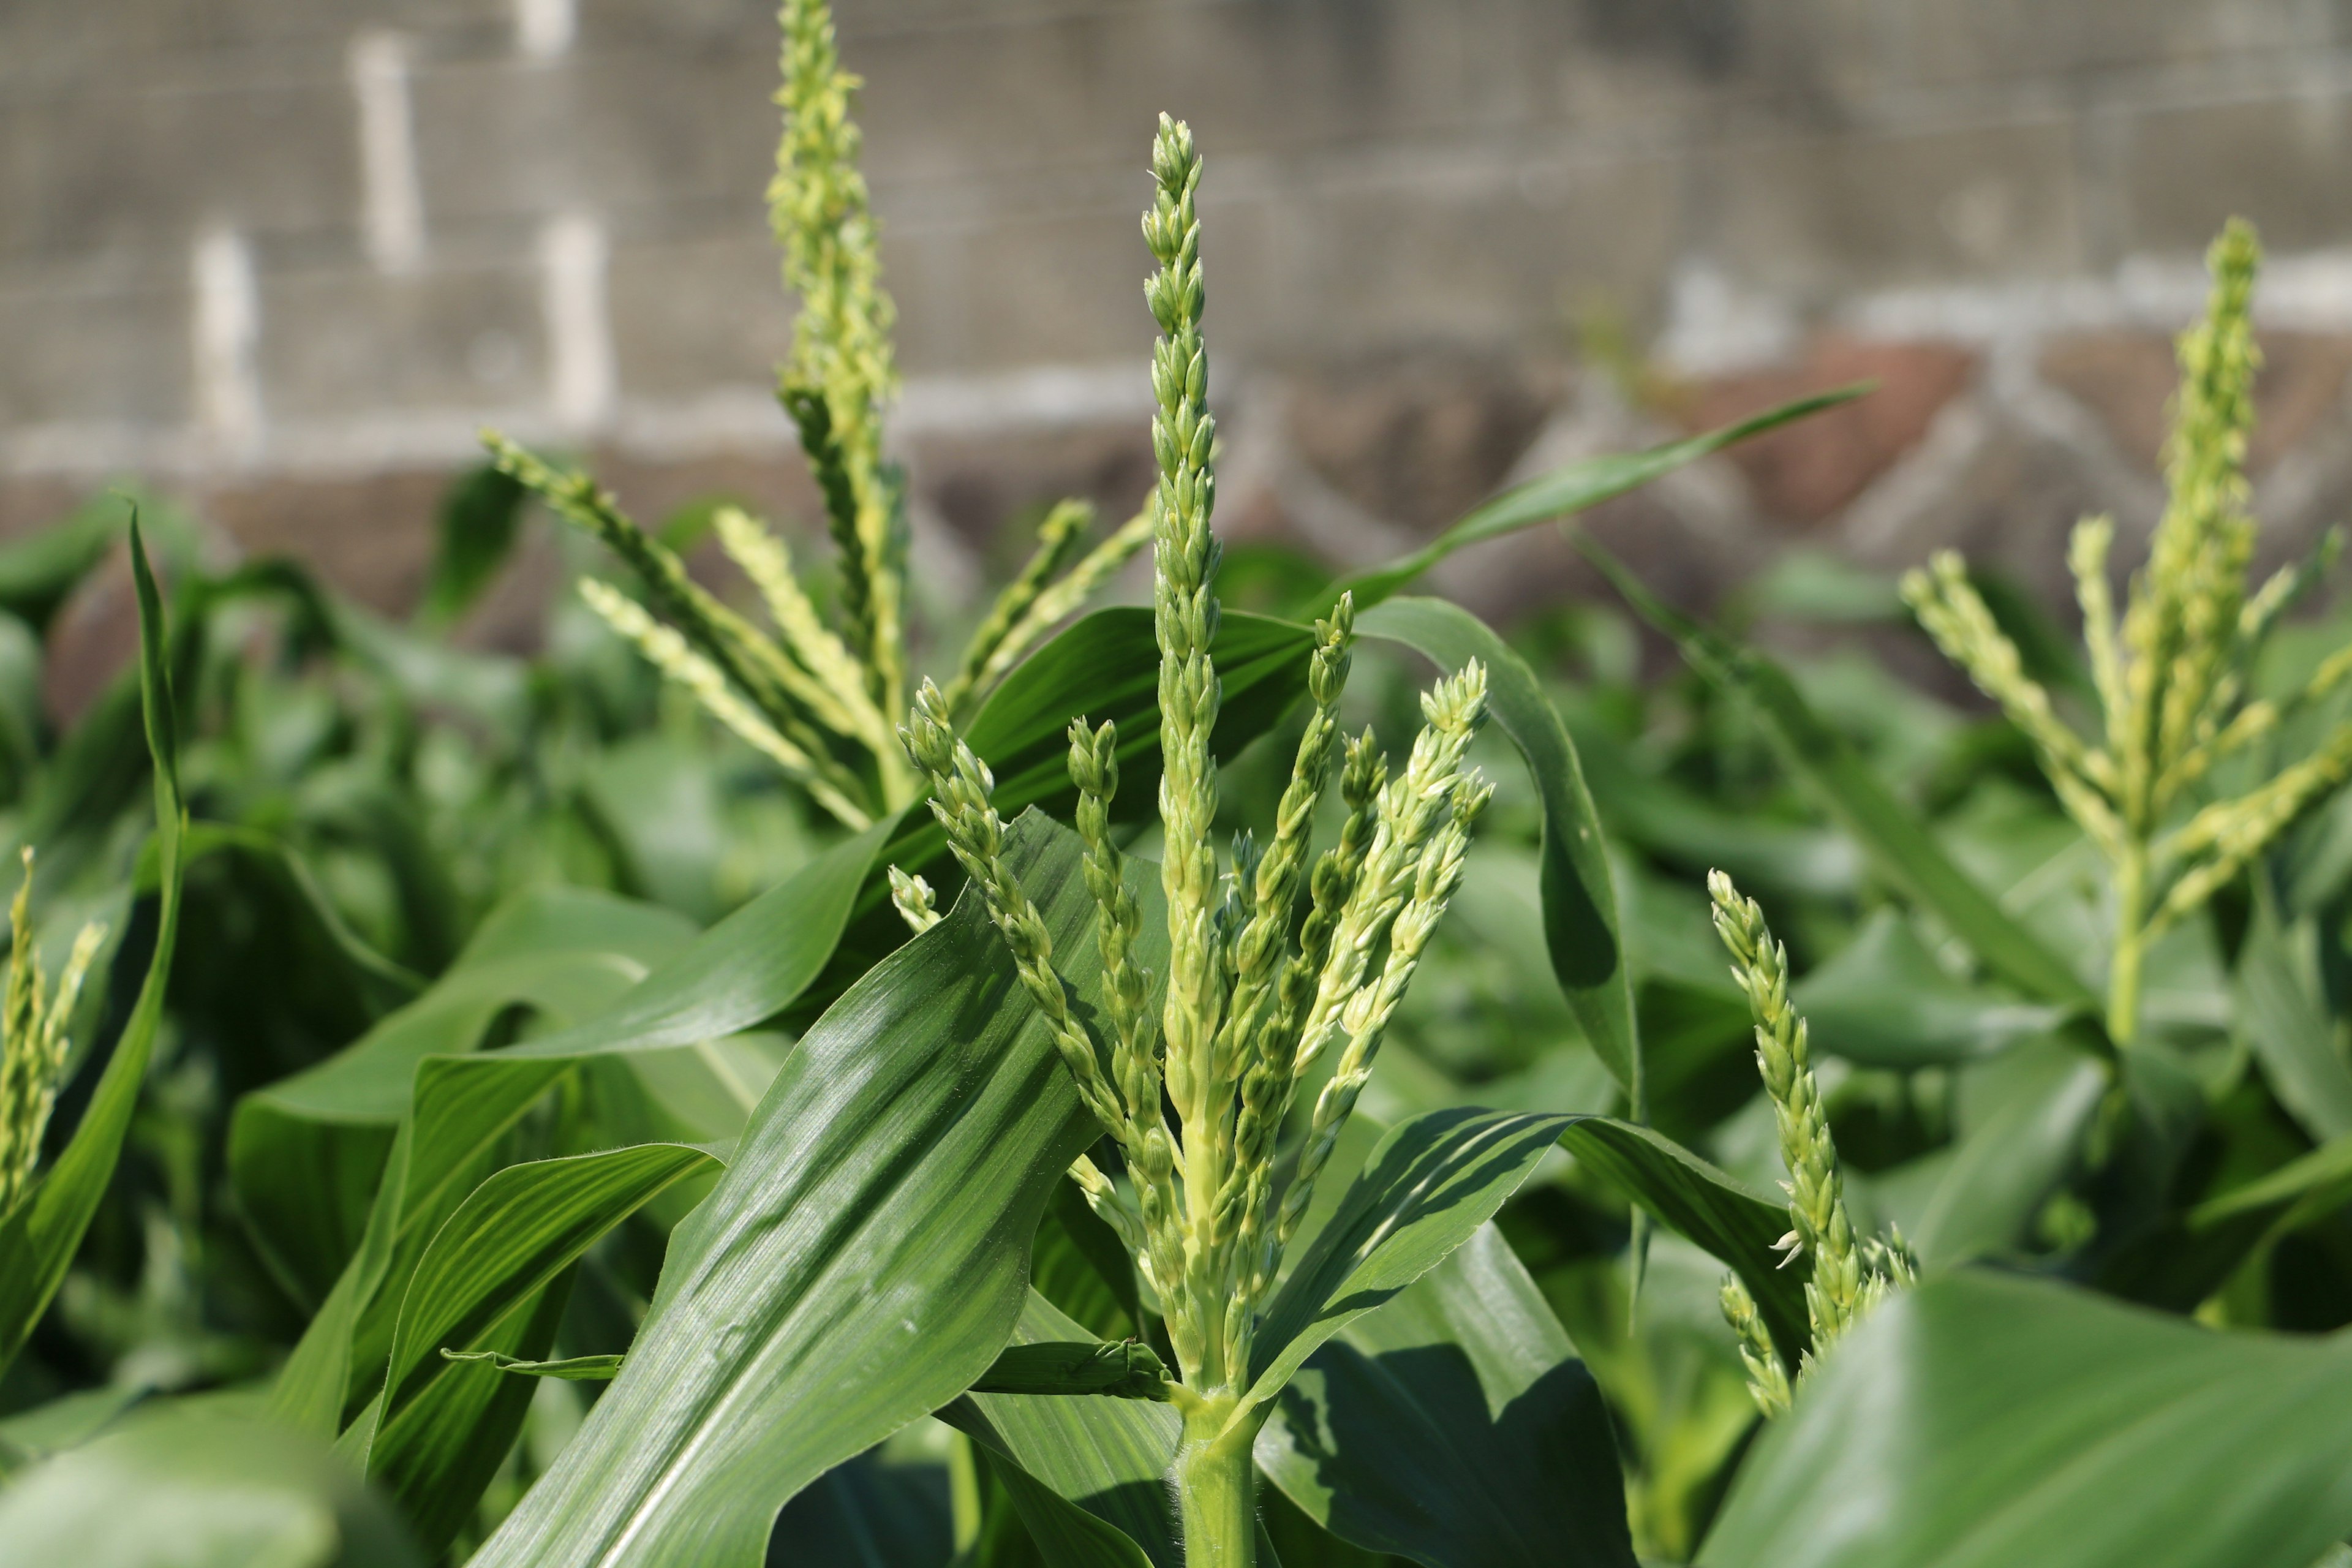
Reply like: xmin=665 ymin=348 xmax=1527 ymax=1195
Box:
xmin=0 ymin=1408 xmax=425 ymax=1568
xmin=1331 ymin=387 xmax=1865 ymax=612
xmin=363 ymin=1142 xmax=722 ymax=1544
xmin=232 ymin=887 xmax=697 ymax=1306
xmin=1361 ymin=598 xmax=1639 ymax=1098
xmin=1256 ymin=1224 xmax=1637 ymax=1568
xmin=1554 ymin=1117 xmax=1809 ymax=1365
xmin=1246 ymin=1109 xmax=1571 ymax=1404
xmin=1703 ymin=1272 xmax=2352 ymax=1568
xmin=1792 ymin=910 xmax=2071 ymax=1068
xmin=944 ymin=1294 xmax=1182 ymax=1568
xmin=468 ymin=812 xmax=1153 ymax=1567
xmin=0 ymin=519 xmax=188 ymax=1378
xmin=1582 ymin=537 xmax=2103 ymax=1018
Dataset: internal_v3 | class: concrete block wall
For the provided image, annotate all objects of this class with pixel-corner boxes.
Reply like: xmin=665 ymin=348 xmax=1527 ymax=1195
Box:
xmin=9 ymin=0 xmax=2352 ymax=627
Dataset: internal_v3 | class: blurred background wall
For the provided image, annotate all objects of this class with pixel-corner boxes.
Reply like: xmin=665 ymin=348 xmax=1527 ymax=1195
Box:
xmin=10 ymin=0 xmax=2352 ymax=637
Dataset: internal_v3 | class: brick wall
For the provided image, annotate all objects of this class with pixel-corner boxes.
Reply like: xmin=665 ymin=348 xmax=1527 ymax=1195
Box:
xmin=9 ymin=0 xmax=2352 ymax=626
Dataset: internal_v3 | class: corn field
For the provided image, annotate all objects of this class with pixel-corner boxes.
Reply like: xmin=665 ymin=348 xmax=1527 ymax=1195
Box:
xmin=4 ymin=6 xmax=2352 ymax=1567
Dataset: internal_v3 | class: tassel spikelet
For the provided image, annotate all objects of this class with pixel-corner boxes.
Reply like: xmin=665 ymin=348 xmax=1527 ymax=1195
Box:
xmin=1901 ymin=219 xmax=2352 ymax=1045
xmin=480 ymin=0 xmax=1147 ymax=830
xmin=887 ymin=865 xmax=940 ymax=933
xmin=0 ymin=852 xmax=108 ymax=1215
xmin=1708 ymin=870 xmax=1914 ymax=1412
xmin=900 ymin=118 xmax=1490 ymax=1423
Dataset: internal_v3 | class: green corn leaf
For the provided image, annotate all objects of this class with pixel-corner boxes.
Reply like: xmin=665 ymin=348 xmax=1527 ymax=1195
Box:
xmin=1894 ymin=1045 xmax=2106 ymax=1267
xmin=0 ymin=1407 xmax=425 ymax=1568
xmin=971 ymin=1341 xmax=1172 ymax=1401
xmin=417 ymin=462 xmax=529 ymax=630
xmin=1792 ymin=910 xmax=2071 ymax=1068
xmin=143 ymin=822 xmax=424 ymax=1005
xmin=363 ymin=1142 xmax=722 ymax=1544
xmin=1702 ymin=1272 xmax=2352 ymax=1568
xmin=440 ymin=1349 xmax=625 ymax=1380
xmin=944 ymin=1293 xmax=1182 ymax=1568
xmin=2233 ymin=886 xmax=2352 ymax=1142
xmin=1256 ymin=1224 xmax=1636 ymax=1568
xmin=364 ymin=1275 xmax=573 ymax=1555
xmin=233 ymin=886 xmax=699 ymax=1314
xmin=1582 ymin=536 xmax=2103 ymax=1019
xmin=1554 ymin=1117 xmax=1809 ymax=1366
xmin=1360 ymin=598 xmax=1640 ymax=1099
xmin=468 ymin=812 xmax=1155 ymax=1568
xmin=1329 ymin=387 xmax=1865 ymax=613
xmin=0 ymin=517 xmax=188 ymax=1379
xmin=1246 ymin=1109 xmax=1571 ymax=1405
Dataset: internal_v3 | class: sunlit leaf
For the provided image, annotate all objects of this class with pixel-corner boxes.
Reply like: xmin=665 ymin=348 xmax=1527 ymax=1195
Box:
xmin=1703 ymin=1272 xmax=2352 ymax=1568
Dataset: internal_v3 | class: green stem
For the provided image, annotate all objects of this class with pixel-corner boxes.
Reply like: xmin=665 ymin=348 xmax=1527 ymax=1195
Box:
xmin=1174 ymin=1400 xmax=1257 ymax=1568
xmin=2109 ymin=841 xmax=2147 ymax=1047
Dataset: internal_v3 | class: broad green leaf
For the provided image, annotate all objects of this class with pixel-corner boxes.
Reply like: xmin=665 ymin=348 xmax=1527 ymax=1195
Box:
xmin=232 ymin=886 xmax=696 ymax=1310
xmin=0 ymin=1384 xmax=149 ymax=1471
xmin=2234 ymin=886 xmax=2352 ymax=1141
xmin=944 ymin=1292 xmax=1183 ymax=1568
xmin=1702 ymin=1272 xmax=2352 ymax=1568
xmin=1793 ymin=910 xmax=2069 ymax=1068
xmin=1582 ymin=538 xmax=2102 ymax=1017
xmin=0 ymin=1406 xmax=424 ymax=1568
xmin=1247 ymin=1109 xmax=1571 ymax=1405
xmin=1257 ymin=1224 xmax=1636 ymax=1568
xmin=369 ymin=1275 xmax=573 ymax=1553
xmin=469 ymin=813 xmax=1154 ymax=1568
xmin=0 ymin=518 xmax=188 ymax=1378
xmin=260 ymin=836 xmax=873 ymax=1433
xmin=1895 ymin=1045 xmax=2106 ymax=1267
xmin=1329 ymin=388 xmax=1864 ymax=612
xmin=496 ymin=820 xmax=892 ymax=1063
xmin=417 ymin=462 xmax=529 ymax=628
xmin=153 ymin=821 xmax=424 ymax=1004
xmin=364 ymin=1141 xmax=723 ymax=1544
xmin=1554 ymin=1117 xmax=1809 ymax=1365
xmin=1359 ymin=599 xmax=1638 ymax=1099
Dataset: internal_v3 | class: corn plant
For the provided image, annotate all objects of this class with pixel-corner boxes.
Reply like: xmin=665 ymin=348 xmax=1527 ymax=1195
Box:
xmin=483 ymin=0 xmax=1150 ymax=832
xmin=1902 ymin=221 xmax=2352 ymax=1046
xmin=48 ymin=9 xmax=2352 ymax=1568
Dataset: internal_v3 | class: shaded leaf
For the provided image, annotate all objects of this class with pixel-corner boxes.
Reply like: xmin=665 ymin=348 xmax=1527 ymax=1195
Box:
xmin=0 ymin=518 xmax=188 ymax=1378
xmin=1257 ymin=1224 xmax=1637 ymax=1568
xmin=1248 ymin=1109 xmax=1570 ymax=1404
xmin=1583 ymin=537 xmax=2102 ymax=1018
xmin=1360 ymin=599 xmax=1638 ymax=1098
xmin=1793 ymin=910 xmax=2069 ymax=1069
xmin=1555 ymin=1117 xmax=1809 ymax=1366
xmin=944 ymin=1292 xmax=1180 ymax=1568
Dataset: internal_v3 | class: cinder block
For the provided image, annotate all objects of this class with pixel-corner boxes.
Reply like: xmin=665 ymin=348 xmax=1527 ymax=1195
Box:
xmin=606 ymin=229 xmax=794 ymax=398
xmin=2119 ymin=94 xmax=2352 ymax=255
xmin=1255 ymin=151 xmax=1682 ymax=360
xmin=408 ymin=50 xmax=775 ymax=232
xmin=1898 ymin=0 xmax=2324 ymax=85
xmin=884 ymin=199 xmax=1145 ymax=373
xmin=1708 ymin=118 xmax=2084 ymax=293
xmin=0 ymin=272 xmax=189 ymax=426
xmin=9 ymin=77 xmax=355 ymax=262
xmin=254 ymin=259 xmax=545 ymax=419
